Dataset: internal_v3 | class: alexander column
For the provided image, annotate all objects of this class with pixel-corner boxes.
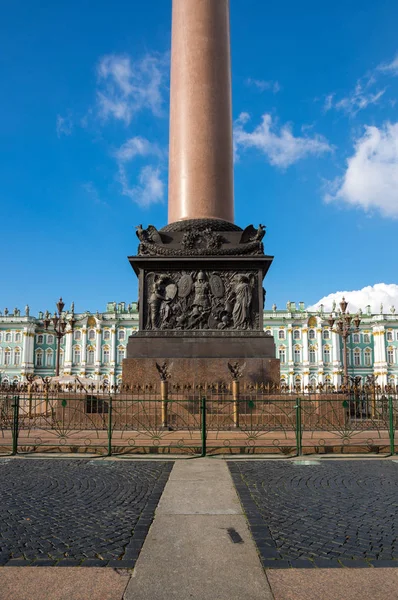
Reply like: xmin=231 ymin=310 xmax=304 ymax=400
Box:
xmin=124 ymin=0 xmax=278 ymax=385
xmin=168 ymin=0 xmax=234 ymax=225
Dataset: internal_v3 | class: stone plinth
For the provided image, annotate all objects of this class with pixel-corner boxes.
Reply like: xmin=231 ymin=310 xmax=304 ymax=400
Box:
xmin=122 ymin=357 xmax=280 ymax=388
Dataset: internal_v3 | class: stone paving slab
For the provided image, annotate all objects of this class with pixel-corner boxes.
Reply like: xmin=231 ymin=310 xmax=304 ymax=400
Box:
xmin=0 ymin=459 xmax=173 ymax=567
xmin=229 ymin=460 xmax=398 ymax=567
xmin=266 ymin=568 xmax=398 ymax=600
xmin=124 ymin=458 xmax=273 ymax=600
xmin=0 ymin=567 xmax=130 ymax=600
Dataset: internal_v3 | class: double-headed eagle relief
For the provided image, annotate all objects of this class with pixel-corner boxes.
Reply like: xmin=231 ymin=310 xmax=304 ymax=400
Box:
xmin=135 ymin=223 xmax=266 ymax=257
xmin=145 ymin=270 xmax=260 ymax=331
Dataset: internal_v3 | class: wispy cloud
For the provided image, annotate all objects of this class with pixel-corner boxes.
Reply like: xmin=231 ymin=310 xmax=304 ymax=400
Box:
xmin=323 ymin=82 xmax=386 ymax=116
xmin=82 ymin=182 xmax=109 ymax=207
xmin=96 ymin=53 xmax=169 ymax=125
xmin=246 ymin=78 xmax=281 ymax=94
xmin=234 ymin=112 xmax=332 ymax=168
xmin=115 ymin=136 xmax=165 ymax=207
xmin=378 ymin=55 xmax=398 ymax=76
xmin=325 ymin=121 xmax=398 ymax=218
xmin=56 ymin=114 xmax=73 ymax=137
xmin=115 ymin=137 xmax=163 ymax=162
xmin=119 ymin=165 xmax=164 ymax=207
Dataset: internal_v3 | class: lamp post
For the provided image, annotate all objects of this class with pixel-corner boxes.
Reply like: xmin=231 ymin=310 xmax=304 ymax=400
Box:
xmin=328 ymin=297 xmax=361 ymax=387
xmin=44 ymin=298 xmax=75 ymax=377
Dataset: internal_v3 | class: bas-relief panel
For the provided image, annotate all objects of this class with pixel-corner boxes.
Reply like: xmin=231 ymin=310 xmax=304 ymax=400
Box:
xmin=144 ymin=270 xmax=261 ymax=332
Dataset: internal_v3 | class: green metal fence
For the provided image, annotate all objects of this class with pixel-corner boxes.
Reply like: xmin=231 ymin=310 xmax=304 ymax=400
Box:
xmin=1 ymin=382 xmax=398 ymax=456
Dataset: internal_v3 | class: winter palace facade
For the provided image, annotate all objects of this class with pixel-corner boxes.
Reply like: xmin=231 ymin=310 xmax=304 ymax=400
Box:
xmin=1 ymin=300 xmax=398 ymax=388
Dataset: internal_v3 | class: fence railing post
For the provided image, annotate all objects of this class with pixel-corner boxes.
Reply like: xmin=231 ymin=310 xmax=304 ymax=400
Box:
xmin=389 ymin=395 xmax=395 ymax=456
xmin=201 ymin=396 xmax=207 ymax=457
xmin=232 ymin=380 xmax=240 ymax=428
xmin=295 ymin=397 xmax=302 ymax=456
xmin=161 ymin=380 xmax=168 ymax=429
xmin=12 ymin=395 xmax=20 ymax=456
xmin=107 ymin=396 xmax=113 ymax=457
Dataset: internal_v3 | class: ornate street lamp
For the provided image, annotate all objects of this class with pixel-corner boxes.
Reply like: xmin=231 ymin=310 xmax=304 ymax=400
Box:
xmin=44 ymin=298 xmax=75 ymax=377
xmin=328 ymin=297 xmax=361 ymax=387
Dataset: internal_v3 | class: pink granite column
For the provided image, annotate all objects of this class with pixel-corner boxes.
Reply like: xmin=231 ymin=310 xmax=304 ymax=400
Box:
xmin=168 ymin=0 xmax=234 ymax=224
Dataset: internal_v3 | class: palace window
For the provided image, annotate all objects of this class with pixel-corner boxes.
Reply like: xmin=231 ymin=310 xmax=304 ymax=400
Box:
xmin=308 ymin=329 xmax=315 ymax=340
xmin=103 ymin=330 xmax=110 ymax=340
xmin=387 ymin=331 xmax=393 ymax=341
xmin=293 ymin=330 xmax=300 ymax=340
xmin=278 ymin=330 xmax=285 ymax=340
xmin=279 ymin=347 xmax=286 ymax=364
xmin=294 ymin=347 xmax=301 ymax=363
xmin=387 ymin=349 xmax=395 ymax=364
xmin=118 ymin=348 xmax=125 ymax=363
xmin=36 ymin=351 xmax=43 ymax=367
xmin=15 ymin=332 xmax=21 ymax=342
xmin=309 ymin=348 xmax=316 ymax=363
xmin=88 ymin=329 xmax=96 ymax=341
xmin=46 ymin=351 xmax=53 ymax=367
xmin=363 ymin=333 xmax=370 ymax=343
xmin=59 ymin=351 xmax=64 ymax=366
xmin=353 ymin=333 xmax=360 ymax=343
xmin=37 ymin=334 xmax=44 ymax=344
xmin=74 ymin=330 xmax=82 ymax=341
xmin=323 ymin=329 xmax=330 ymax=340
xmin=4 ymin=350 xmax=11 ymax=366
xmin=87 ymin=349 xmax=95 ymax=365
xmin=364 ymin=349 xmax=372 ymax=366
xmin=47 ymin=335 xmax=54 ymax=344
xmin=118 ymin=330 xmax=126 ymax=341
xmin=323 ymin=347 xmax=331 ymax=364
xmin=73 ymin=348 xmax=81 ymax=365
xmin=354 ymin=349 xmax=361 ymax=366
xmin=14 ymin=349 xmax=21 ymax=366
xmin=103 ymin=349 xmax=110 ymax=364
xmin=5 ymin=333 xmax=11 ymax=342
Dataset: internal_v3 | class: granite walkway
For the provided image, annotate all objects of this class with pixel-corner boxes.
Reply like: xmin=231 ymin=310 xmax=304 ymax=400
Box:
xmin=2 ymin=457 xmax=398 ymax=600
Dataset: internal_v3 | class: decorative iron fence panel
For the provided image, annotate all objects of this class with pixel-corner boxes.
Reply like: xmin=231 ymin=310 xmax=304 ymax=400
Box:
xmin=0 ymin=382 xmax=397 ymax=456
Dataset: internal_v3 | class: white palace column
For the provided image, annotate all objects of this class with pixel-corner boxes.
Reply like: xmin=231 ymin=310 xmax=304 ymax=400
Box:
xmin=110 ymin=326 xmax=116 ymax=387
xmin=81 ymin=328 xmax=87 ymax=376
xmin=331 ymin=329 xmax=341 ymax=387
xmin=64 ymin=329 xmax=73 ymax=375
xmin=302 ymin=327 xmax=309 ymax=388
xmin=287 ymin=324 xmax=294 ymax=388
xmin=95 ymin=328 xmax=102 ymax=381
xmin=22 ymin=326 xmax=35 ymax=376
xmin=317 ymin=324 xmax=324 ymax=383
xmin=378 ymin=326 xmax=388 ymax=387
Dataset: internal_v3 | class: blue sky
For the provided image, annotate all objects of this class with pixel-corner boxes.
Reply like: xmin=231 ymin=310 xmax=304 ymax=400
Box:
xmin=2 ymin=0 xmax=398 ymax=315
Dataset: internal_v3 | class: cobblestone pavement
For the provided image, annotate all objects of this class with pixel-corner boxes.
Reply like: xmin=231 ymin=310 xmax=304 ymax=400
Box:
xmin=0 ymin=459 xmax=173 ymax=567
xmin=229 ymin=460 xmax=398 ymax=568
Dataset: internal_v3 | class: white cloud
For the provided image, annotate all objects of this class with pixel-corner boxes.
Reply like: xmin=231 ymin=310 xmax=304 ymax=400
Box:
xmin=307 ymin=283 xmax=398 ymax=314
xmin=115 ymin=136 xmax=165 ymax=207
xmin=325 ymin=82 xmax=385 ymax=116
xmin=56 ymin=114 xmax=73 ymax=137
xmin=115 ymin=137 xmax=162 ymax=162
xmin=246 ymin=78 xmax=281 ymax=93
xmin=96 ymin=53 xmax=168 ymax=125
xmin=378 ymin=55 xmax=398 ymax=76
xmin=118 ymin=165 xmax=164 ymax=207
xmin=82 ymin=182 xmax=108 ymax=207
xmin=325 ymin=122 xmax=398 ymax=217
xmin=234 ymin=112 xmax=332 ymax=167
